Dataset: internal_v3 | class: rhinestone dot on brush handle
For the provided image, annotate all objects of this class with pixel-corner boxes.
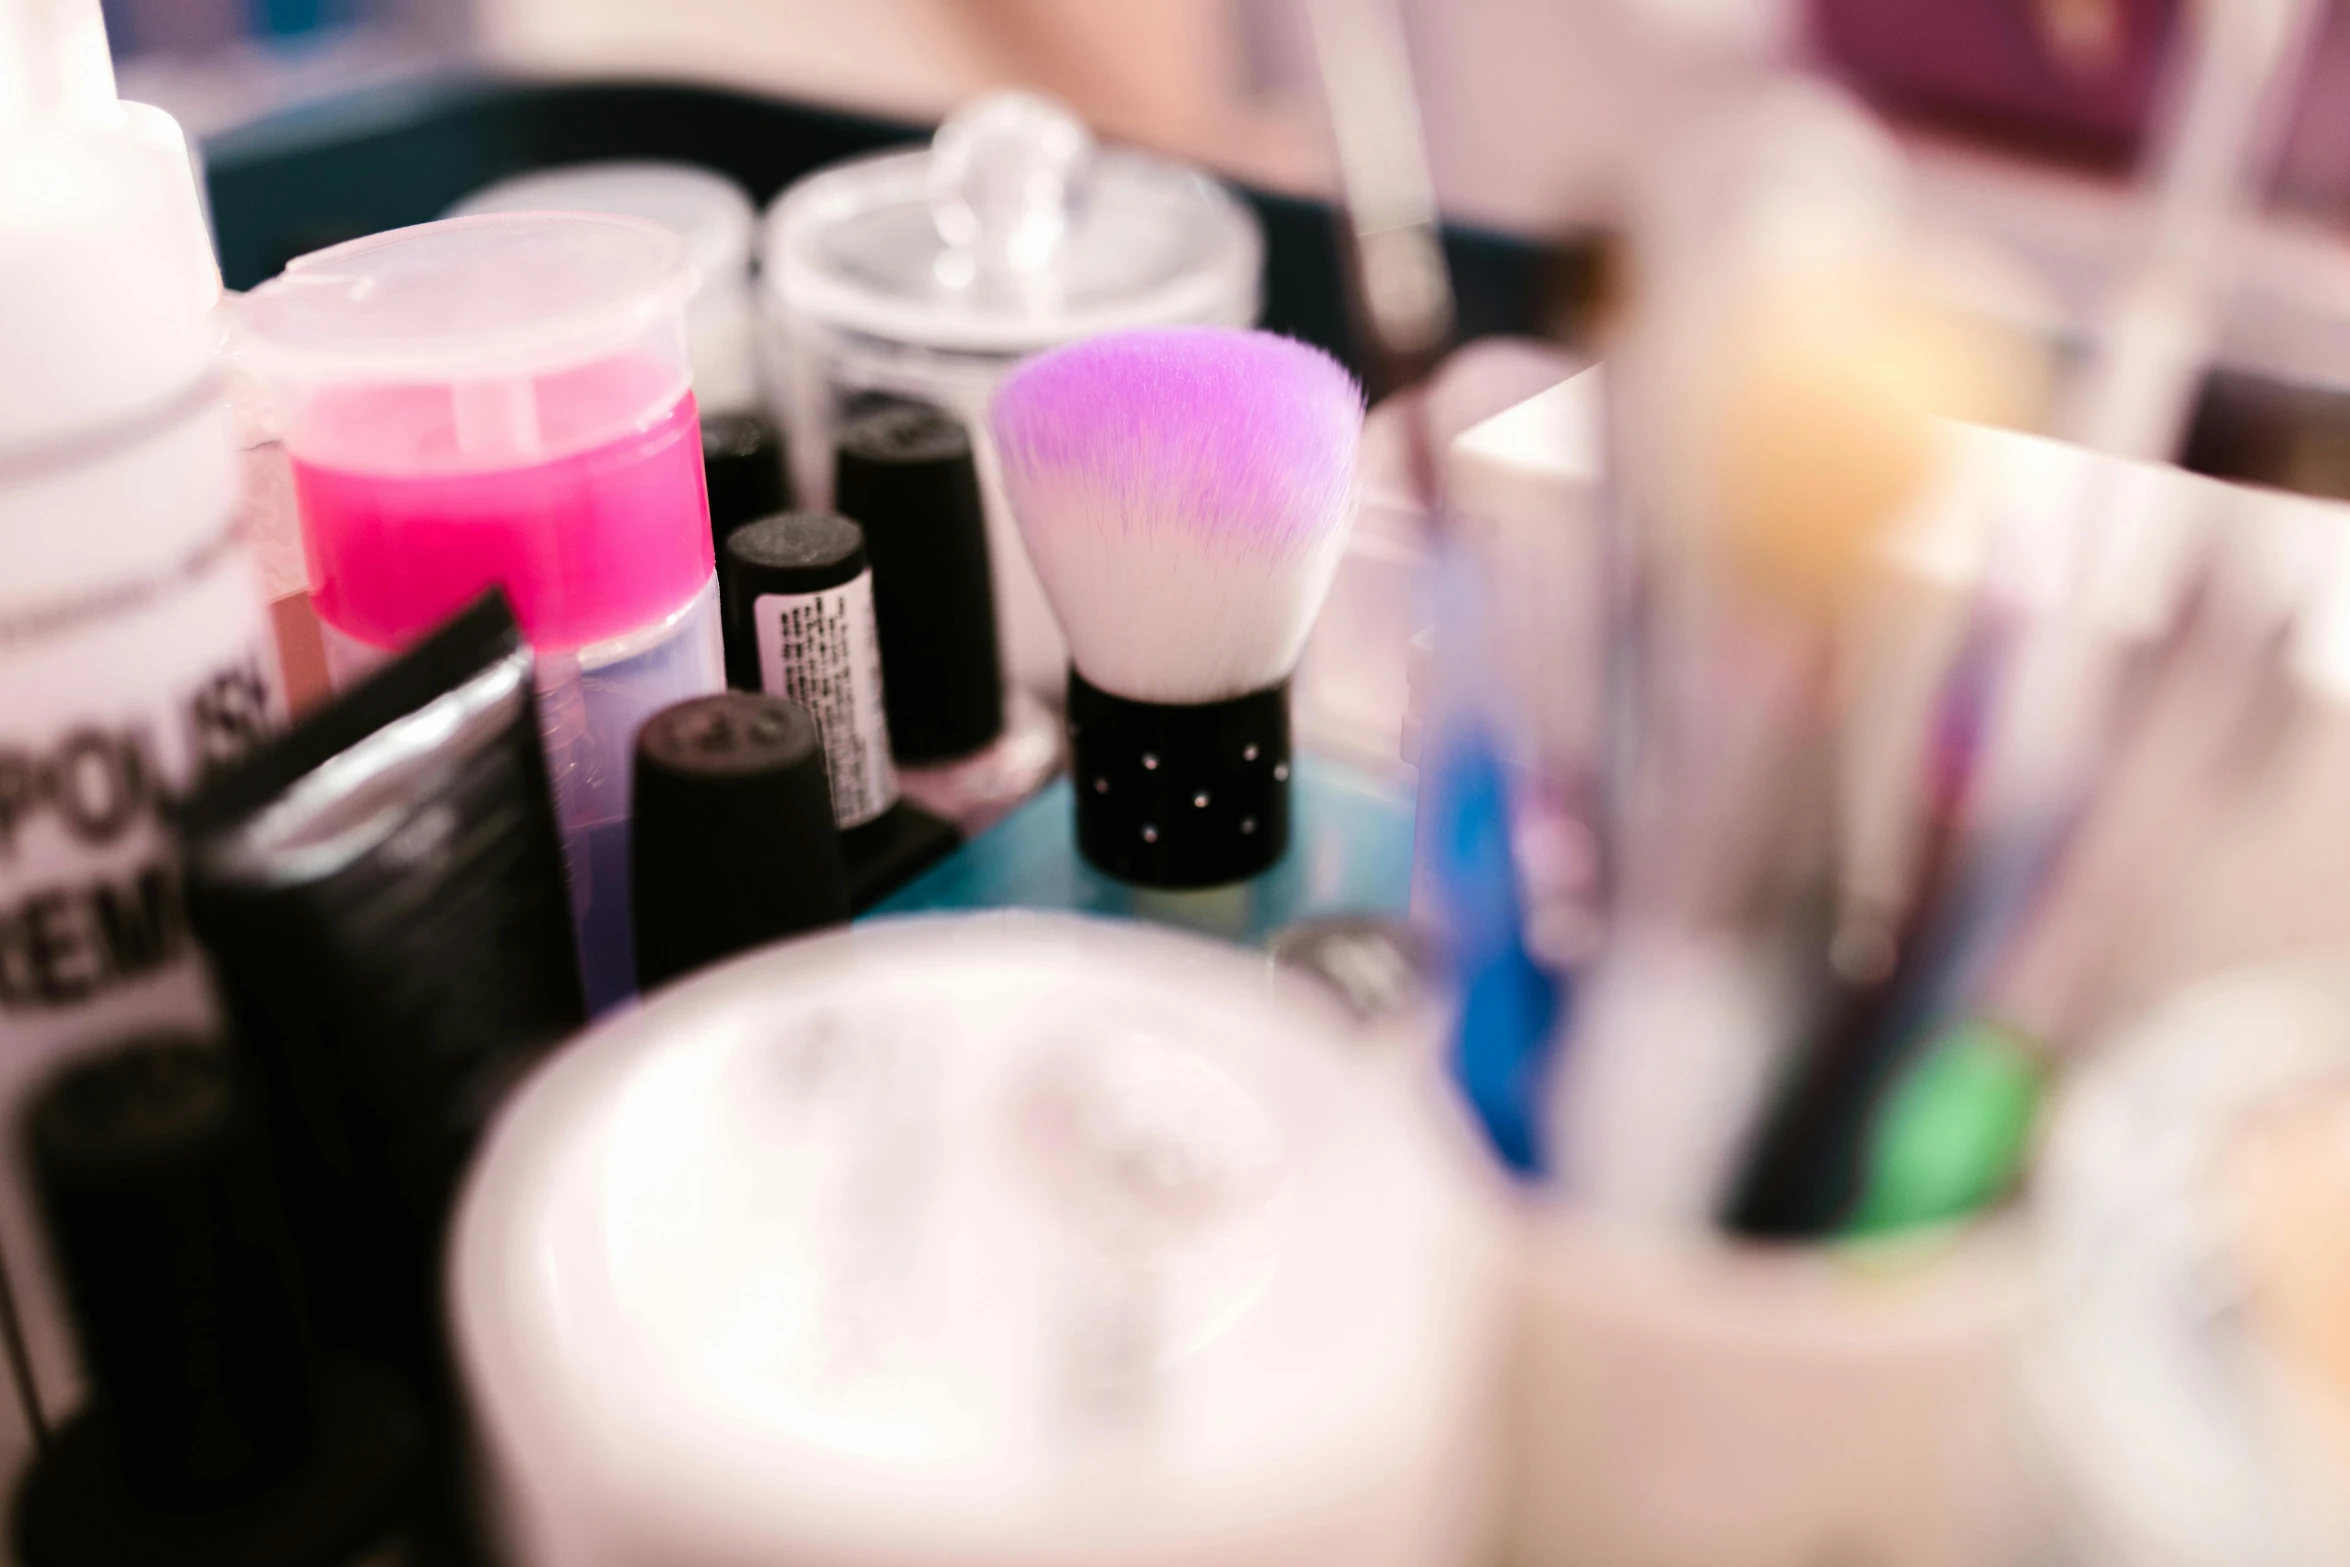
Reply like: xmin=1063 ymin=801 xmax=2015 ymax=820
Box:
xmin=1064 ymin=673 xmax=1293 ymax=888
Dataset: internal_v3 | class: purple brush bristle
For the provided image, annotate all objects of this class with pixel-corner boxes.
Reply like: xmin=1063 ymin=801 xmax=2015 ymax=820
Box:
xmin=992 ymin=327 xmax=1364 ymax=704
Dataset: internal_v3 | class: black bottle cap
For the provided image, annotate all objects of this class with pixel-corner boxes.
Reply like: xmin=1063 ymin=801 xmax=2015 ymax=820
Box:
xmin=833 ymin=403 xmax=1005 ymax=765
xmin=18 ymin=1362 xmax=421 ymax=1567
xmin=27 ymin=1037 xmax=316 ymax=1510
xmin=632 ymin=693 xmax=850 ymax=990
xmin=701 ymin=411 xmax=790 ymax=558
xmin=1066 ymin=670 xmax=1292 ymax=889
xmin=841 ymin=798 xmax=961 ymax=912
xmin=720 ymin=511 xmax=870 ymax=691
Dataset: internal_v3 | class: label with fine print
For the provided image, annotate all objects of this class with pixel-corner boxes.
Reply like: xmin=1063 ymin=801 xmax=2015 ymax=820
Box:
xmin=0 ymin=527 xmax=283 ymax=1493
xmin=753 ymin=573 xmax=897 ymax=828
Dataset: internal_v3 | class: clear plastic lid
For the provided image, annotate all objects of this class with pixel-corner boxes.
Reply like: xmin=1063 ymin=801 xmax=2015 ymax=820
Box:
xmin=765 ymin=91 xmax=1262 ymax=356
xmin=452 ymin=162 xmax=753 ymax=285
xmin=449 ymin=162 xmax=762 ymax=414
xmin=236 ymin=212 xmax=699 ymax=474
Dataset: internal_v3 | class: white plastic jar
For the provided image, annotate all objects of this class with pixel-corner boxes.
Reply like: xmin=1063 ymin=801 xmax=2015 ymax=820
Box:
xmin=454 ymin=912 xmax=1509 ymax=1567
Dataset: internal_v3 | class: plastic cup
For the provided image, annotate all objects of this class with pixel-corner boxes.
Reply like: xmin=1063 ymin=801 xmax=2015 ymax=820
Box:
xmin=236 ymin=212 xmax=726 ymax=1014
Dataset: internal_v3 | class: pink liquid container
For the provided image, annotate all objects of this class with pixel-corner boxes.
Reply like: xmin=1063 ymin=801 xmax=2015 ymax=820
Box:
xmin=236 ymin=213 xmax=727 ymax=1015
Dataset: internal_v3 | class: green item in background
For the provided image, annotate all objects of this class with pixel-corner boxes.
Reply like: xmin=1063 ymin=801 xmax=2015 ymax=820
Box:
xmin=1843 ymin=1018 xmax=2046 ymax=1238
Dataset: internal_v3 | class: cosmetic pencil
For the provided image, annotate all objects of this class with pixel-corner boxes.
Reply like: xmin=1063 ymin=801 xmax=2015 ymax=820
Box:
xmin=1586 ymin=131 xmax=2037 ymax=1221
xmin=1722 ymin=605 xmax=2001 ymax=1237
xmin=1839 ymin=576 xmax=2300 ymax=1237
xmin=1790 ymin=0 xmax=2327 ymax=1240
xmin=991 ymin=327 xmax=1363 ymax=889
xmin=1299 ymin=1 xmax=1577 ymax=1174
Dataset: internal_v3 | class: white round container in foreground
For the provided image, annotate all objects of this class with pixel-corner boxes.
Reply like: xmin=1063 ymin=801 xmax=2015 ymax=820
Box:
xmin=452 ymin=912 xmax=1506 ymax=1567
xmin=2028 ymin=958 xmax=2350 ymax=1567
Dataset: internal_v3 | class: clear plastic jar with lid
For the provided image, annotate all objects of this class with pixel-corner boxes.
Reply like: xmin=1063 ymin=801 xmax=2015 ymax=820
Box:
xmin=762 ymin=91 xmax=1264 ymax=699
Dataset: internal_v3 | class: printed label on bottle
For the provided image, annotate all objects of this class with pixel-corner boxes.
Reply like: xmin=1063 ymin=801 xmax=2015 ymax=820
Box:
xmin=0 ymin=528 xmax=283 ymax=1489
xmin=753 ymin=573 xmax=898 ymax=828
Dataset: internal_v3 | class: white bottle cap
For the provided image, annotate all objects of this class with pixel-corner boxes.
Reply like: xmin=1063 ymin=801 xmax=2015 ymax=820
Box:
xmin=454 ymin=913 xmax=1504 ymax=1567
xmin=450 ymin=161 xmax=761 ymax=416
xmin=0 ymin=0 xmax=218 ymax=317
xmin=0 ymin=129 xmax=216 ymax=461
xmin=0 ymin=0 xmax=219 ymax=458
xmin=0 ymin=0 xmax=112 ymax=130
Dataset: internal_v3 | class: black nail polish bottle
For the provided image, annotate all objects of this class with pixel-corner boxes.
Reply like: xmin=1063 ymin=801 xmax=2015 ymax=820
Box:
xmin=701 ymin=410 xmax=791 ymax=559
xmin=14 ymin=1036 xmax=421 ymax=1567
xmin=632 ymin=692 xmax=850 ymax=990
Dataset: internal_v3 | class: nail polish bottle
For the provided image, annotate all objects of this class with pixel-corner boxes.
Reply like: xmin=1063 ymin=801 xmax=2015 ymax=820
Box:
xmin=14 ymin=1035 xmax=421 ymax=1567
xmin=833 ymin=402 xmax=1059 ymax=834
xmin=701 ymin=410 xmax=791 ymax=556
xmin=718 ymin=512 xmax=960 ymax=907
xmin=632 ymin=692 xmax=850 ymax=990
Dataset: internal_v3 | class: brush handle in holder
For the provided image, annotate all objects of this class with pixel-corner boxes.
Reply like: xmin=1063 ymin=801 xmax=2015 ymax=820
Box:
xmin=1066 ymin=670 xmax=1291 ymax=888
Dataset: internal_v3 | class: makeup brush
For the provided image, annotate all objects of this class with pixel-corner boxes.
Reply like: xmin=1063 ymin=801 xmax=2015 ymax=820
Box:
xmin=991 ymin=327 xmax=1363 ymax=887
xmin=1607 ymin=213 xmax=2039 ymax=1230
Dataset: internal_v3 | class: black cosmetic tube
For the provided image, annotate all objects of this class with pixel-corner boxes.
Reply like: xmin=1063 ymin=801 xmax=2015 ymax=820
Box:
xmin=176 ymin=590 xmax=586 ymax=1390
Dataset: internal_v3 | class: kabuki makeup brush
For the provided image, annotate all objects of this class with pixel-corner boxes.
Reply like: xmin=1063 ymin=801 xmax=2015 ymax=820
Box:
xmin=990 ymin=327 xmax=1363 ymax=888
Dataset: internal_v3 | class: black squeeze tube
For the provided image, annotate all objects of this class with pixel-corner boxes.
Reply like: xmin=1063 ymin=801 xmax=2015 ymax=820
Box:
xmin=1067 ymin=671 xmax=1291 ymax=889
xmin=175 ymin=589 xmax=585 ymax=1395
xmin=15 ymin=1036 xmax=422 ymax=1567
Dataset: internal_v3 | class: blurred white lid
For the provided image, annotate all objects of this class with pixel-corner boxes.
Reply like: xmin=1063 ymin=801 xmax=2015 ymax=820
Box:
xmin=449 ymin=162 xmax=761 ymax=413
xmin=2032 ymin=958 xmax=2350 ymax=1567
xmin=0 ymin=126 xmax=217 ymax=455
xmin=452 ymin=160 xmax=755 ymax=284
xmin=0 ymin=0 xmax=112 ymax=131
xmin=0 ymin=0 xmax=220 ymax=454
xmin=765 ymin=91 xmax=1261 ymax=357
xmin=454 ymin=913 xmax=1499 ymax=1567
xmin=237 ymin=211 xmax=696 ymax=386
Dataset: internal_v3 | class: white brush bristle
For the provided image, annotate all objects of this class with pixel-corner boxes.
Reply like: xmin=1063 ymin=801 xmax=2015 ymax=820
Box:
xmin=991 ymin=327 xmax=1364 ymax=705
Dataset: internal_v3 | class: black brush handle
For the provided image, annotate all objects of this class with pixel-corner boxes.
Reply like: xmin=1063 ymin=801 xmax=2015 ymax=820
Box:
xmin=1726 ymin=791 xmax=1973 ymax=1238
xmin=1067 ymin=671 xmax=1290 ymax=889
